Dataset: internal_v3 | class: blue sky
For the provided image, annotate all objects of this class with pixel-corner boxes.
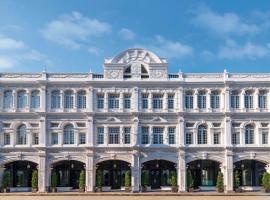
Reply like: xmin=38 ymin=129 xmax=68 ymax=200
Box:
xmin=1 ymin=0 xmax=270 ymax=73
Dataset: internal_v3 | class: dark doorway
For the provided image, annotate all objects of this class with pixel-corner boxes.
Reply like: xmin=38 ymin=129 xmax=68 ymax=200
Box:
xmin=142 ymin=160 xmax=176 ymax=189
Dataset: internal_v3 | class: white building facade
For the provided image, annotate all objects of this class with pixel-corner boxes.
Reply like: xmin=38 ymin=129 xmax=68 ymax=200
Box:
xmin=0 ymin=48 xmax=270 ymax=193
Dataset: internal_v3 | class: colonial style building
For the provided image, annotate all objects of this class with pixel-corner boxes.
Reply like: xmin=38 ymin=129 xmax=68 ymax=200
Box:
xmin=0 ymin=48 xmax=270 ymax=193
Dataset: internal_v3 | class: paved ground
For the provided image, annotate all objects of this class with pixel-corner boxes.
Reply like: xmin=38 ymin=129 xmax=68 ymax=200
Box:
xmin=1 ymin=196 xmax=270 ymax=200
xmin=1 ymin=193 xmax=270 ymax=200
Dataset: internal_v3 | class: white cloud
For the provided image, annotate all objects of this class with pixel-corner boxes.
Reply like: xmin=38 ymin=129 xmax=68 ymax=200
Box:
xmin=218 ymin=39 xmax=270 ymax=59
xmin=0 ymin=56 xmax=17 ymax=69
xmin=141 ymin=35 xmax=193 ymax=59
xmin=192 ymin=7 xmax=260 ymax=36
xmin=119 ymin=28 xmax=135 ymax=40
xmin=0 ymin=37 xmax=25 ymax=50
xmin=88 ymin=46 xmax=101 ymax=56
xmin=41 ymin=11 xmax=111 ymax=50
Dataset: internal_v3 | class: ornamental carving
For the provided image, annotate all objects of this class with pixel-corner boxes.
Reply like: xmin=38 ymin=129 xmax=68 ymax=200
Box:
xmin=105 ymin=70 xmax=122 ymax=79
xmin=150 ymin=69 xmax=167 ymax=79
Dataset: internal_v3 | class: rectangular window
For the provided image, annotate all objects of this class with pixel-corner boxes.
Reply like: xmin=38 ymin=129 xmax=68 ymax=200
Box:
xmin=124 ymin=127 xmax=131 ymax=144
xmin=232 ymin=132 xmax=240 ymax=145
xmin=32 ymin=133 xmax=39 ymax=145
xmin=109 ymin=127 xmax=119 ymax=144
xmin=211 ymin=92 xmax=220 ymax=109
xmin=245 ymin=128 xmax=254 ymax=144
xmin=51 ymin=92 xmax=61 ymax=109
xmin=142 ymin=127 xmax=149 ymax=144
xmin=262 ymin=131 xmax=268 ymax=144
xmin=78 ymin=93 xmax=86 ymax=109
xmin=185 ymin=93 xmax=193 ymax=109
xmin=79 ymin=133 xmax=86 ymax=144
xmin=64 ymin=93 xmax=74 ymax=109
xmin=259 ymin=92 xmax=267 ymax=109
xmin=124 ymin=94 xmax=131 ymax=109
xmin=186 ymin=132 xmax=193 ymax=144
xmin=245 ymin=93 xmax=253 ymax=109
xmin=231 ymin=91 xmax=240 ymax=109
xmin=142 ymin=94 xmax=148 ymax=109
xmin=153 ymin=127 xmax=163 ymax=144
xmin=51 ymin=132 xmax=58 ymax=145
xmin=4 ymin=91 xmax=13 ymax=109
xmin=97 ymin=127 xmax=104 ymax=144
xmin=4 ymin=133 xmax=10 ymax=145
xmin=168 ymin=127 xmax=175 ymax=144
xmin=168 ymin=94 xmax=174 ymax=109
xmin=153 ymin=94 xmax=163 ymax=109
xmin=31 ymin=92 xmax=40 ymax=109
xmin=198 ymin=92 xmax=206 ymax=109
xmin=108 ymin=94 xmax=119 ymax=109
xmin=97 ymin=94 xmax=104 ymax=109
xmin=213 ymin=132 xmax=220 ymax=144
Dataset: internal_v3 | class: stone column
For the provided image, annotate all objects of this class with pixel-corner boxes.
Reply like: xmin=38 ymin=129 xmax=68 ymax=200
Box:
xmin=87 ymin=116 xmax=94 ymax=146
xmin=224 ymin=150 xmax=234 ymax=193
xmin=13 ymin=89 xmax=17 ymax=110
xmin=149 ymin=125 xmax=153 ymax=144
xmin=164 ymin=125 xmax=168 ymax=145
xmin=120 ymin=126 xmax=124 ymax=145
xmin=163 ymin=92 xmax=168 ymax=112
xmin=148 ymin=92 xmax=152 ymax=112
xmin=104 ymin=91 xmax=108 ymax=112
xmin=178 ymin=87 xmax=184 ymax=112
xmin=132 ymin=87 xmax=139 ymax=112
xmin=224 ymin=87 xmax=230 ymax=112
xmin=88 ymin=87 xmax=94 ymax=112
xmin=131 ymin=151 xmax=140 ymax=192
xmin=179 ymin=117 xmax=185 ymax=147
xmin=40 ymin=86 xmax=46 ymax=112
xmin=224 ymin=117 xmax=232 ymax=147
xmin=133 ymin=117 xmax=139 ymax=146
xmin=74 ymin=90 xmax=78 ymax=110
xmin=86 ymin=152 xmax=95 ymax=192
xmin=60 ymin=90 xmax=64 ymax=111
xmin=38 ymin=152 xmax=47 ymax=192
xmin=194 ymin=89 xmax=199 ymax=111
xmin=178 ymin=150 xmax=186 ymax=192
xmin=206 ymin=89 xmax=211 ymax=111
xmin=27 ymin=90 xmax=31 ymax=110
xmin=39 ymin=116 xmax=46 ymax=147
xmin=119 ymin=92 xmax=124 ymax=112
xmin=104 ymin=126 xmax=108 ymax=145
xmin=254 ymin=88 xmax=259 ymax=111
xmin=240 ymin=89 xmax=245 ymax=111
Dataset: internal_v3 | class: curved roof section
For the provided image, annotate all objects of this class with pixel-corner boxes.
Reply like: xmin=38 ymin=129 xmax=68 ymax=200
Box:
xmin=105 ymin=48 xmax=167 ymax=64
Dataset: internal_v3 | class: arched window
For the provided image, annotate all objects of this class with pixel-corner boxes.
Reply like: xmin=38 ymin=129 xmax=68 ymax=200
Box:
xmin=63 ymin=124 xmax=74 ymax=144
xmin=17 ymin=124 xmax=27 ymax=145
xmin=245 ymin=124 xmax=254 ymax=144
xmin=198 ymin=125 xmax=207 ymax=144
xmin=64 ymin=90 xmax=74 ymax=109
xmin=31 ymin=90 xmax=40 ymax=108
xmin=3 ymin=90 xmax=13 ymax=109
xmin=17 ymin=90 xmax=27 ymax=109
xmin=51 ymin=90 xmax=61 ymax=109
xmin=77 ymin=90 xmax=86 ymax=109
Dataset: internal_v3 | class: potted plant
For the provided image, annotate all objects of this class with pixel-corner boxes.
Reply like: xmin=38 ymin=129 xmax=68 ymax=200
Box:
xmin=31 ymin=170 xmax=38 ymax=193
xmin=124 ymin=170 xmax=131 ymax=192
xmin=234 ymin=170 xmax=241 ymax=193
xmin=2 ymin=171 xmax=10 ymax=193
xmin=51 ymin=171 xmax=57 ymax=192
xmin=216 ymin=171 xmax=224 ymax=193
xmin=170 ymin=171 xmax=178 ymax=192
xmin=95 ymin=170 xmax=103 ymax=192
xmin=141 ymin=171 xmax=149 ymax=192
xmin=187 ymin=170 xmax=194 ymax=192
xmin=79 ymin=170 xmax=86 ymax=192
xmin=261 ymin=172 xmax=270 ymax=193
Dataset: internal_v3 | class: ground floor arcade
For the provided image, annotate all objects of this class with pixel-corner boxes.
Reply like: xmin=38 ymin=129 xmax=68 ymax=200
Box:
xmin=0 ymin=148 xmax=269 ymax=193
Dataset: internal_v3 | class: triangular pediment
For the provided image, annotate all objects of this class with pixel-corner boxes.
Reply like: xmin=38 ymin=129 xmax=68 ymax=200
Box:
xmin=104 ymin=117 xmax=122 ymax=123
xmin=151 ymin=116 xmax=167 ymax=123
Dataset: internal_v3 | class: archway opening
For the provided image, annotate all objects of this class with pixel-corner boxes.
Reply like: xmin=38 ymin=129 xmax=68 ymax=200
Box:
xmin=234 ymin=160 xmax=266 ymax=187
xmin=4 ymin=161 xmax=37 ymax=188
xmin=96 ymin=160 xmax=130 ymax=190
xmin=141 ymin=159 xmax=176 ymax=189
xmin=187 ymin=159 xmax=220 ymax=189
xmin=51 ymin=160 xmax=85 ymax=189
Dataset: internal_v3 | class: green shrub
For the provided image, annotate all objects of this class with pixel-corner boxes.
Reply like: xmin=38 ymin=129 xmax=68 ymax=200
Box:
xmin=31 ymin=170 xmax=38 ymax=188
xmin=2 ymin=171 xmax=10 ymax=188
xmin=262 ymin=172 xmax=270 ymax=190
xmin=124 ymin=170 xmax=131 ymax=188
xmin=170 ymin=171 xmax=177 ymax=187
xmin=234 ymin=170 xmax=240 ymax=189
xmin=216 ymin=171 xmax=224 ymax=192
xmin=141 ymin=171 xmax=149 ymax=187
xmin=187 ymin=170 xmax=194 ymax=188
xmin=79 ymin=170 xmax=86 ymax=190
xmin=51 ymin=171 xmax=57 ymax=188
xmin=96 ymin=170 xmax=103 ymax=187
